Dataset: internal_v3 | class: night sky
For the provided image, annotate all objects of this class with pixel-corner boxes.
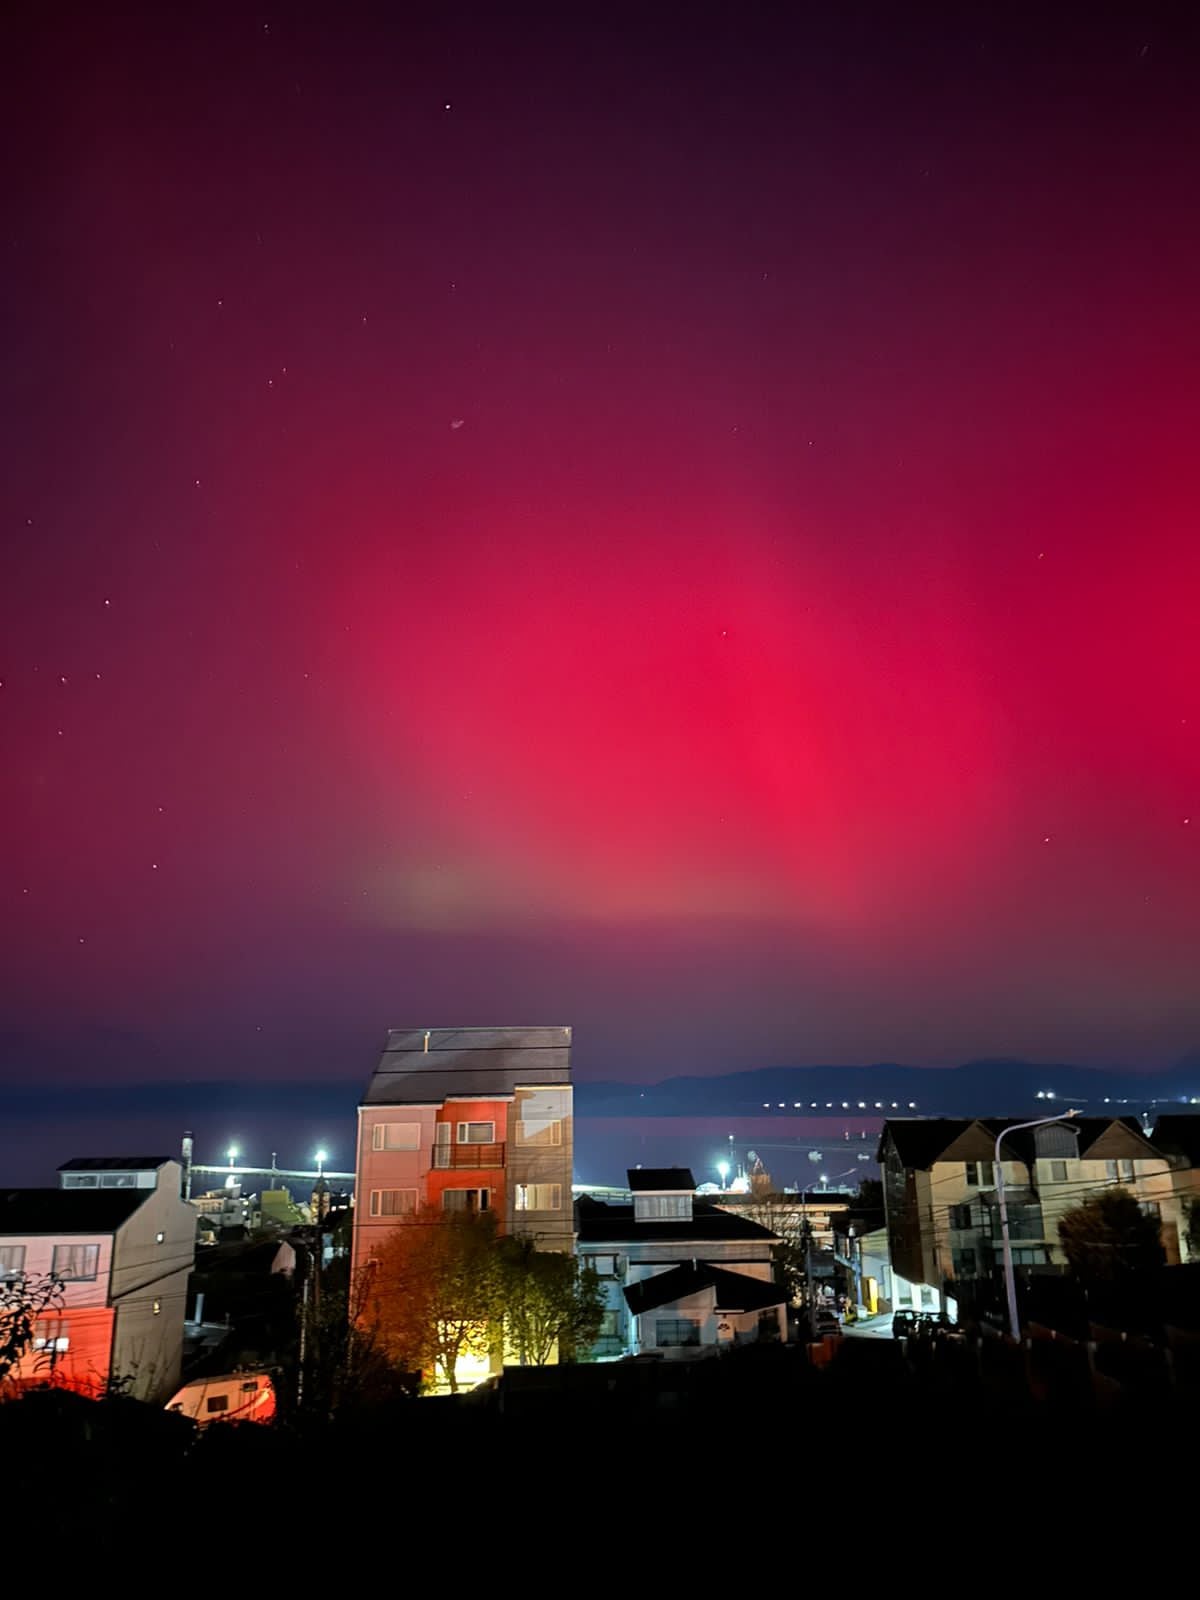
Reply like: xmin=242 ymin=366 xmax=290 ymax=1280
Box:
xmin=3 ymin=5 xmax=1199 ymax=1176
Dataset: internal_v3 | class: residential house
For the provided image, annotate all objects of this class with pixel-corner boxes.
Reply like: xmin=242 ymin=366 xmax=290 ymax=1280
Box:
xmin=576 ymin=1167 xmax=785 ymax=1358
xmin=352 ymin=1026 xmax=574 ymax=1268
xmin=1148 ymin=1115 xmax=1200 ymax=1260
xmin=832 ymin=1205 xmax=891 ymax=1316
xmin=0 ymin=1156 xmax=194 ymax=1402
xmin=878 ymin=1116 xmax=1181 ymax=1317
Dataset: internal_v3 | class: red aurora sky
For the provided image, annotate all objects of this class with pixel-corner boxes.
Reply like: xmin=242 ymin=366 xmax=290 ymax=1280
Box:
xmin=3 ymin=4 xmax=1199 ymax=1107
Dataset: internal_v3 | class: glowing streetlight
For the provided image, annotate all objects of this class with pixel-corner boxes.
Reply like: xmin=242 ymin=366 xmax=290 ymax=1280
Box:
xmin=716 ymin=1159 xmax=731 ymax=1188
xmin=226 ymin=1145 xmax=238 ymax=1168
xmin=315 ymin=1148 xmax=328 ymax=1178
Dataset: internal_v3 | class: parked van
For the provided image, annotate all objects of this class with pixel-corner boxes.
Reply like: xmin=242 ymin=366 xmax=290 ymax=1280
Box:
xmin=165 ymin=1371 xmax=276 ymax=1425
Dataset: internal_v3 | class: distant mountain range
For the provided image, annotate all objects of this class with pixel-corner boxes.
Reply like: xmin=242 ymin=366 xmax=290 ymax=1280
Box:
xmin=575 ymin=1057 xmax=1200 ymax=1118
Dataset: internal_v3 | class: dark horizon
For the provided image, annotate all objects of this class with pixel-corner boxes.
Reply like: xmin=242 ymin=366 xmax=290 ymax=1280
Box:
xmin=4 ymin=4 xmax=1199 ymax=1180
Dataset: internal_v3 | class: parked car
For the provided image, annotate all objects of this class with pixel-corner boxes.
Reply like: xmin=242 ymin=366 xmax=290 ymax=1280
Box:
xmin=892 ymin=1309 xmax=918 ymax=1339
xmin=915 ymin=1312 xmax=962 ymax=1342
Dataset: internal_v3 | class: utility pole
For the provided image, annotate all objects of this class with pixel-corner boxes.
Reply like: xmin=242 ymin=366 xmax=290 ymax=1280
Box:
xmin=995 ymin=1111 xmax=1081 ymax=1338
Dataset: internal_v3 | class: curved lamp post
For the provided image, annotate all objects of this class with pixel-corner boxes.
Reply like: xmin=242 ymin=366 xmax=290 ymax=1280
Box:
xmin=995 ymin=1111 xmax=1080 ymax=1338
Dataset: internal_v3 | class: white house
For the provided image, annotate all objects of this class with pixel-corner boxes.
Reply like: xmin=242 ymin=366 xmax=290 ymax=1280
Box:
xmin=576 ymin=1167 xmax=786 ymax=1358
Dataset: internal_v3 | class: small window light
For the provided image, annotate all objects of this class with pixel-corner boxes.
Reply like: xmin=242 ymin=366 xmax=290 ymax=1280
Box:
xmin=153 ymin=1299 xmax=162 ymax=1315
xmin=156 ymin=1231 xmax=165 ymax=1243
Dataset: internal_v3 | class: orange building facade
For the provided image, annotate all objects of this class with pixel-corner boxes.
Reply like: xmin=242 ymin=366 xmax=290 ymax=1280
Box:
xmin=352 ymin=1026 xmax=575 ymax=1287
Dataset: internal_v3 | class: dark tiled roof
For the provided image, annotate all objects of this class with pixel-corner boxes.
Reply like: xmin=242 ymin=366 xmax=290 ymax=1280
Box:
xmin=0 ymin=1188 xmax=149 ymax=1233
xmin=575 ymin=1195 xmax=778 ymax=1243
xmin=623 ymin=1262 xmax=787 ymax=1315
xmin=1150 ymin=1115 xmax=1200 ymax=1166
xmin=626 ymin=1167 xmax=695 ymax=1192
xmin=881 ymin=1115 xmax=1162 ymax=1170
xmin=58 ymin=1156 xmax=171 ymax=1172
xmin=362 ymin=1025 xmax=572 ymax=1106
xmin=878 ymin=1119 xmax=973 ymax=1168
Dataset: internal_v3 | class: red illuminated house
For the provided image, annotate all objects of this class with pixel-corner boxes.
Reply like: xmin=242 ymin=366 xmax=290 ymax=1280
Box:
xmin=352 ymin=1025 xmax=575 ymax=1285
xmin=0 ymin=1156 xmax=195 ymax=1402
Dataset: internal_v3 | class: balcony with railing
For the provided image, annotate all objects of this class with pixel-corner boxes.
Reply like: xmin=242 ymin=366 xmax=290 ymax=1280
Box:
xmin=432 ymin=1142 xmax=506 ymax=1170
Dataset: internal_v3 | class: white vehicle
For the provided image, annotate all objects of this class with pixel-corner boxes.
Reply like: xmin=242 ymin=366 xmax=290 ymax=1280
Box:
xmin=165 ymin=1371 xmax=276 ymax=1425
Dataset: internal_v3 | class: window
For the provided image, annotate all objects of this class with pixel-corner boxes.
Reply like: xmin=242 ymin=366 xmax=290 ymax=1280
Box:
xmin=241 ymin=1380 xmax=258 ymax=1392
xmin=1106 ymin=1159 xmax=1135 ymax=1183
xmin=33 ymin=1319 xmax=69 ymax=1353
xmin=368 ymin=1188 xmax=417 ymax=1217
xmin=950 ymin=1204 xmax=973 ymax=1230
xmin=442 ymin=1188 xmax=490 ymax=1212
xmin=51 ymin=1243 xmax=99 ymax=1281
xmin=589 ymin=1254 xmax=618 ymax=1277
xmin=62 ymin=1174 xmax=98 ymax=1188
xmin=655 ymin=1318 xmax=700 ymax=1347
xmin=633 ymin=1194 xmax=691 ymax=1220
xmin=433 ymin=1123 xmax=451 ymax=1169
xmin=1140 ymin=1200 xmax=1161 ymax=1220
xmin=372 ymin=1122 xmax=421 ymax=1151
xmin=597 ymin=1310 xmax=621 ymax=1339
xmin=953 ymin=1248 xmax=977 ymax=1277
xmin=1011 ymin=1247 xmax=1046 ymax=1266
xmin=964 ymin=1161 xmax=994 ymax=1188
xmin=456 ymin=1121 xmax=495 ymax=1144
xmin=515 ymin=1183 xmax=562 ymax=1211
xmin=515 ymin=1118 xmax=562 ymax=1147
xmin=1047 ymin=1160 xmax=1069 ymax=1182
xmin=206 ymin=1394 xmax=229 ymax=1414
xmin=100 ymin=1173 xmax=135 ymax=1188
xmin=0 ymin=1245 xmax=26 ymax=1280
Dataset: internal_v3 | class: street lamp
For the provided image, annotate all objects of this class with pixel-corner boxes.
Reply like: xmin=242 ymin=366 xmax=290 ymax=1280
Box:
xmin=716 ymin=1160 xmax=730 ymax=1188
xmin=995 ymin=1110 xmax=1080 ymax=1339
xmin=226 ymin=1145 xmax=238 ymax=1169
xmin=315 ymin=1148 xmax=328 ymax=1179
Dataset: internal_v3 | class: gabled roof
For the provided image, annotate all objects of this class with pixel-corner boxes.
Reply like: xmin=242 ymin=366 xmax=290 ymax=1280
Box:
xmin=362 ymin=1025 xmax=572 ymax=1106
xmin=575 ymin=1194 xmax=778 ymax=1244
xmin=627 ymin=1167 xmax=695 ymax=1193
xmin=1152 ymin=1115 xmax=1200 ymax=1167
xmin=58 ymin=1156 xmax=171 ymax=1172
xmin=623 ymin=1262 xmax=787 ymax=1316
xmin=0 ymin=1188 xmax=149 ymax=1234
xmin=878 ymin=1119 xmax=973 ymax=1168
xmin=880 ymin=1115 xmax=1162 ymax=1170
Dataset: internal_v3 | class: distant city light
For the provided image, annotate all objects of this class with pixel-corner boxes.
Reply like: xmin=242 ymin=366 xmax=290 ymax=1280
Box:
xmin=226 ymin=1145 xmax=238 ymax=1166
xmin=716 ymin=1160 xmax=731 ymax=1185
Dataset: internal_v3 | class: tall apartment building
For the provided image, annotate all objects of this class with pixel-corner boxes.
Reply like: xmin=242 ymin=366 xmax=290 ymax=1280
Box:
xmin=351 ymin=1026 xmax=574 ymax=1284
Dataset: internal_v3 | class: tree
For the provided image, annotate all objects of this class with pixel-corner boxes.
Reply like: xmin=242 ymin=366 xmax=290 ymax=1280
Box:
xmin=368 ymin=1206 xmax=504 ymax=1392
xmin=1058 ymin=1188 xmax=1165 ymax=1281
xmin=0 ymin=1273 xmax=64 ymax=1386
xmin=498 ymin=1236 xmax=603 ymax=1365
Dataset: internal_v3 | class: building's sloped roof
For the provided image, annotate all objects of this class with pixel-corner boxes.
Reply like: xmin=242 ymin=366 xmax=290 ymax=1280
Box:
xmin=58 ymin=1156 xmax=171 ymax=1172
xmin=880 ymin=1115 xmax=1162 ymax=1170
xmin=1151 ymin=1115 xmax=1200 ymax=1167
xmin=623 ymin=1261 xmax=787 ymax=1315
xmin=575 ymin=1195 xmax=778 ymax=1243
xmin=878 ymin=1119 xmax=974 ymax=1168
xmin=362 ymin=1025 xmax=572 ymax=1106
xmin=0 ymin=1188 xmax=149 ymax=1234
xmin=627 ymin=1167 xmax=695 ymax=1192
